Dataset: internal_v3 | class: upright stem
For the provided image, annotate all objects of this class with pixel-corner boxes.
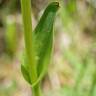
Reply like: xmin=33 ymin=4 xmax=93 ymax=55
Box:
xmin=20 ymin=0 xmax=41 ymax=96
xmin=32 ymin=83 xmax=42 ymax=96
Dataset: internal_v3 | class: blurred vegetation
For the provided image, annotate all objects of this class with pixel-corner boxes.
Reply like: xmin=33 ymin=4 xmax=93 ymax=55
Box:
xmin=0 ymin=0 xmax=96 ymax=96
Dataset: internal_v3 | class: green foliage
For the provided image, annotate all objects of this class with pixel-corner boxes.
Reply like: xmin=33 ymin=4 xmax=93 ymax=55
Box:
xmin=21 ymin=0 xmax=59 ymax=96
xmin=21 ymin=1 xmax=59 ymax=86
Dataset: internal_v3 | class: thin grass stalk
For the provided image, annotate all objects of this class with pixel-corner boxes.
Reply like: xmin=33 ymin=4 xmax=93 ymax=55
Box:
xmin=20 ymin=0 xmax=41 ymax=96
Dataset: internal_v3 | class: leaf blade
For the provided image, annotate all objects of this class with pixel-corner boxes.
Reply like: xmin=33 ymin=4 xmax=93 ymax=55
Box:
xmin=33 ymin=2 xmax=59 ymax=86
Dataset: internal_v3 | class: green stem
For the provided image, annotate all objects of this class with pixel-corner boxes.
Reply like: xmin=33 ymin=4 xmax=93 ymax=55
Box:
xmin=20 ymin=0 xmax=41 ymax=96
xmin=32 ymin=83 xmax=42 ymax=96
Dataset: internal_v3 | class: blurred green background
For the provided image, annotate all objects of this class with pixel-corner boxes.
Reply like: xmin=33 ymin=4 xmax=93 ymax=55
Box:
xmin=0 ymin=0 xmax=96 ymax=96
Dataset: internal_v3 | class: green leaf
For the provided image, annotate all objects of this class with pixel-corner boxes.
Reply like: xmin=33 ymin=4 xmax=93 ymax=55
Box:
xmin=33 ymin=2 xmax=59 ymax=87
xmin=21 ymin=53 xmax=31 ymax=84
xmin=21 ymin=64 xmax=31 ymax=84
xmin=34 ymin=2 xmax=59 ymax=75
xmin=21 ymin=2 xmax=59 ymax=86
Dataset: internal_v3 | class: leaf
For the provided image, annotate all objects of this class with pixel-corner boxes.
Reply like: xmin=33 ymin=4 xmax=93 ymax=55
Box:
xmin=21 ymin=2 xmax=59 ymax=86
xmin=33 ymin=2 xmax=59 ymax=87
xmin=21 ymin=64 xmax=31 ymax=84
xmin=34 ymin=2 xmax=59 ymax=75
xmin=21 ymin=53 xmax=31 ymax=84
